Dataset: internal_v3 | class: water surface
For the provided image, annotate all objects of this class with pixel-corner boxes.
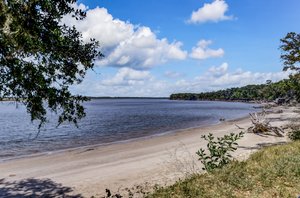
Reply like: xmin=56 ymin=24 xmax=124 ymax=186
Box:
xmin=0 ymin=99 xmax=259 ymax=160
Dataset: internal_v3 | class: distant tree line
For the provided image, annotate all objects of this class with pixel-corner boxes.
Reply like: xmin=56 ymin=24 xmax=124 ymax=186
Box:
xmin=171 ymin=32 xmax=300 ymax=103
xmin=169 ymin=77 xmax=298 ymax=102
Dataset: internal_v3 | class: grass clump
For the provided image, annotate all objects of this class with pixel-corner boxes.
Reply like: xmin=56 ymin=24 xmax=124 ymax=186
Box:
xmin=148 ymin=141 xmax=300 ymax=198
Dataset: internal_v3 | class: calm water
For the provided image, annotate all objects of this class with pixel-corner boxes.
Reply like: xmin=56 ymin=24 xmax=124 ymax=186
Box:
xmin=0 ymin=99 xmax=259 ymax=160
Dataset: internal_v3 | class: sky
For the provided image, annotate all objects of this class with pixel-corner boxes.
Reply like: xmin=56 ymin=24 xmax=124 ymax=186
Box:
xmin=67 ymin=0 xmax=300 ymax=97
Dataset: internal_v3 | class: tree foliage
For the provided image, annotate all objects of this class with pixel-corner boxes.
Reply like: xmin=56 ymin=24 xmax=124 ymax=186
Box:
xmin=170 ymin=79 xmax=294 ymax=102
xmin=280 ymin=32 xmax=300 ymax=101
xmin=0 ymin=0 xmax=103 ymax=128
xmin=280 ymin=32 xmax=300 ymax=72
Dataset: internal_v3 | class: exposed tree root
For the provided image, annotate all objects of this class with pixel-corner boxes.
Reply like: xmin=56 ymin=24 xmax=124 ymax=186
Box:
xmin=248 ymin=112 xmax=284 ymax=137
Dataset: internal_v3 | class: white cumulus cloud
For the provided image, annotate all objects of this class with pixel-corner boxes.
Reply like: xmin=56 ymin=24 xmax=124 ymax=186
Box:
xmin=102 ymin=67 xmax=152 ymax=86
xmin=190 ymin=40 xmax=224 ymax=59
xmin=63 ymin=4 xmax=187 ymax=69
xmin=192 ymin=63 xmax=290 ymax=91
xmin=189 ymin=0 xmax=234 ymax=24
xmin=211 ymin=70 xmax=289 ymax=88
xmin=208 ymin=62 xmax=228 ymax=77
xmin=98 ymin=27 xmax=187 ymax=69
xmin=72 ymin=63 xmax=290 ymax=97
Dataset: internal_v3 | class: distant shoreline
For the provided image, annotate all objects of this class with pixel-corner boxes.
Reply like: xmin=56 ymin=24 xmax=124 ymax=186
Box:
xmin=88 ymin=96 xmax=169 ymax=99
xmin=0 ymin=97 xmax=265 ymax=103
xmin=169 ymin=98 xmax=266 ymax=104
xmin=0 ymin=97 xmax=169 ymax=102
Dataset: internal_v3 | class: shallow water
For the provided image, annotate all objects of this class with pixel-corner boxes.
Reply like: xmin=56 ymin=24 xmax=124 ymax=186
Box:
xmin=0 ymin=99 xmax=259 ymax=160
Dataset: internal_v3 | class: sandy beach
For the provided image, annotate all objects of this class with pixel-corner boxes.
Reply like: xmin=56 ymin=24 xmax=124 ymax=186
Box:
xmin=0 ymin=105 xmax=298 ymax=197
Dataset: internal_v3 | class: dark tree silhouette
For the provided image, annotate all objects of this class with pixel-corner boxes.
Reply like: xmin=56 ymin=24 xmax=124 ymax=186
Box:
xmin=0 ymin=0 xmax=103 ymax=128
xmin=281 ymin=32 xmax=300 ymax=101
xmin=280 ymin=32 xmax=300 ymax=72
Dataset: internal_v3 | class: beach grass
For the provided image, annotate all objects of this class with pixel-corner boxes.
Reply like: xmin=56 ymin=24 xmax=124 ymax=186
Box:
xmin=148 ymin=141 xmax=300 ymax=198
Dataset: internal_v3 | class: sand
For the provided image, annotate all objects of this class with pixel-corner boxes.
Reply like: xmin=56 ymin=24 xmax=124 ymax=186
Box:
xmin=0 ymin=105 xmax=298 ymax=197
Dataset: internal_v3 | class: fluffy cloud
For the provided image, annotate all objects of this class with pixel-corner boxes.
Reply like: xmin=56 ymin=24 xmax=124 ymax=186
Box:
xmin=210 ymin=70 xmax=289 ymax=88
xmin=208 ymin=62 xmax=228 ymax=77
xmin=192 ymin=63 xmax=290 ymax=91
xmin=72 ymin=63 xmax=290 ymax=97
xmin=189 ymin=0 xmax=233 ymax=24
xmin=72 ymin=72 xmax=168 ymax=97
xmin=98 ymin=27 xmax=187 ymax=69
xmin=102 ymin=67 xmax=151 ymax=86
xmin=63 ymin=4 xmax=187 ymax=69
xmin=190 ymin=40 xmax=224 ymax=59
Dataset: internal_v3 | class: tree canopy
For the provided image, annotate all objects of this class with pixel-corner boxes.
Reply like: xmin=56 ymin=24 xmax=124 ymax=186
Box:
xmin=170 ymin=79 xmax=293 ymax=102
xmin=0 ymin=0 xmax=102 ymax=128
xmin=280 ymin=32 xmax=300 ymax=72
xmin=280 ymin=32 xmax=300 ymax=101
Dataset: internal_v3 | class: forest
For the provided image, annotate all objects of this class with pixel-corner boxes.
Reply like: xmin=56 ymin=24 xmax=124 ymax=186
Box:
xmin=170 ymin=74 xmax=300 ymax=103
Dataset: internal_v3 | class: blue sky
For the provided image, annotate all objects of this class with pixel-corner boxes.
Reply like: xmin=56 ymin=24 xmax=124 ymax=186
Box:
xmin=68 ymin=0 xmax=300 ymax=97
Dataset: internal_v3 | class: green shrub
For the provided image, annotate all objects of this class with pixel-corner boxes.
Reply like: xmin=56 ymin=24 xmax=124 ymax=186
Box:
xmin=196 ymin=132 xmax=244 ymax=172
xmin=288 ymin=130 xmax=300 ymax=141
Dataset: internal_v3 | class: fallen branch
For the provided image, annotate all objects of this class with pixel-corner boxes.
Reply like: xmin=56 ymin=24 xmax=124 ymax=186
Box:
xmin=235 ymin=124 xmax=245 ymax=130
xmin=248 ymin=112 xmax=284 ymax=137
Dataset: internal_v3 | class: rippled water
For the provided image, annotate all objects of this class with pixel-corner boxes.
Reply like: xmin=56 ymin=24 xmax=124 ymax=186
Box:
xmin=0 ymin=99 xmax=259 ymax=160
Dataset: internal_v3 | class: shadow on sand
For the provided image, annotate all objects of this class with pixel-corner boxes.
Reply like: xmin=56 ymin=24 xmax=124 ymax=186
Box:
xmin=0 ymin=178 xmax=83 ymax=198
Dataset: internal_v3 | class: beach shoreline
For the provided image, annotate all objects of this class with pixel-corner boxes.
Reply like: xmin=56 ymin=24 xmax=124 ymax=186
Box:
xmin=0 ymin=114 xmax=253 ymax=165
xmin=0 ymin=112 xmax=252 ymax=163
xmin=0 ymin=99 xmax=260 ymax=161
xmin=0 ymin=105 xmax=296 ymax=197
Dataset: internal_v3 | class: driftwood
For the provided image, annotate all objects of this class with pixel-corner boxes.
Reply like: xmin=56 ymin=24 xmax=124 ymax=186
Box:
xmin=235 ymin=124 xmax=245 ymax=130
xmin=248 ymin=112 xmax=284 ymax=137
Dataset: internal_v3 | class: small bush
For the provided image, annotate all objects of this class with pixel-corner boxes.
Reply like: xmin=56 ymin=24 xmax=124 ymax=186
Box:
xmin=196 ymin=131 xmax=244 ymax=172
xmin=288 ymin=130 xmax=300 ymax=141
